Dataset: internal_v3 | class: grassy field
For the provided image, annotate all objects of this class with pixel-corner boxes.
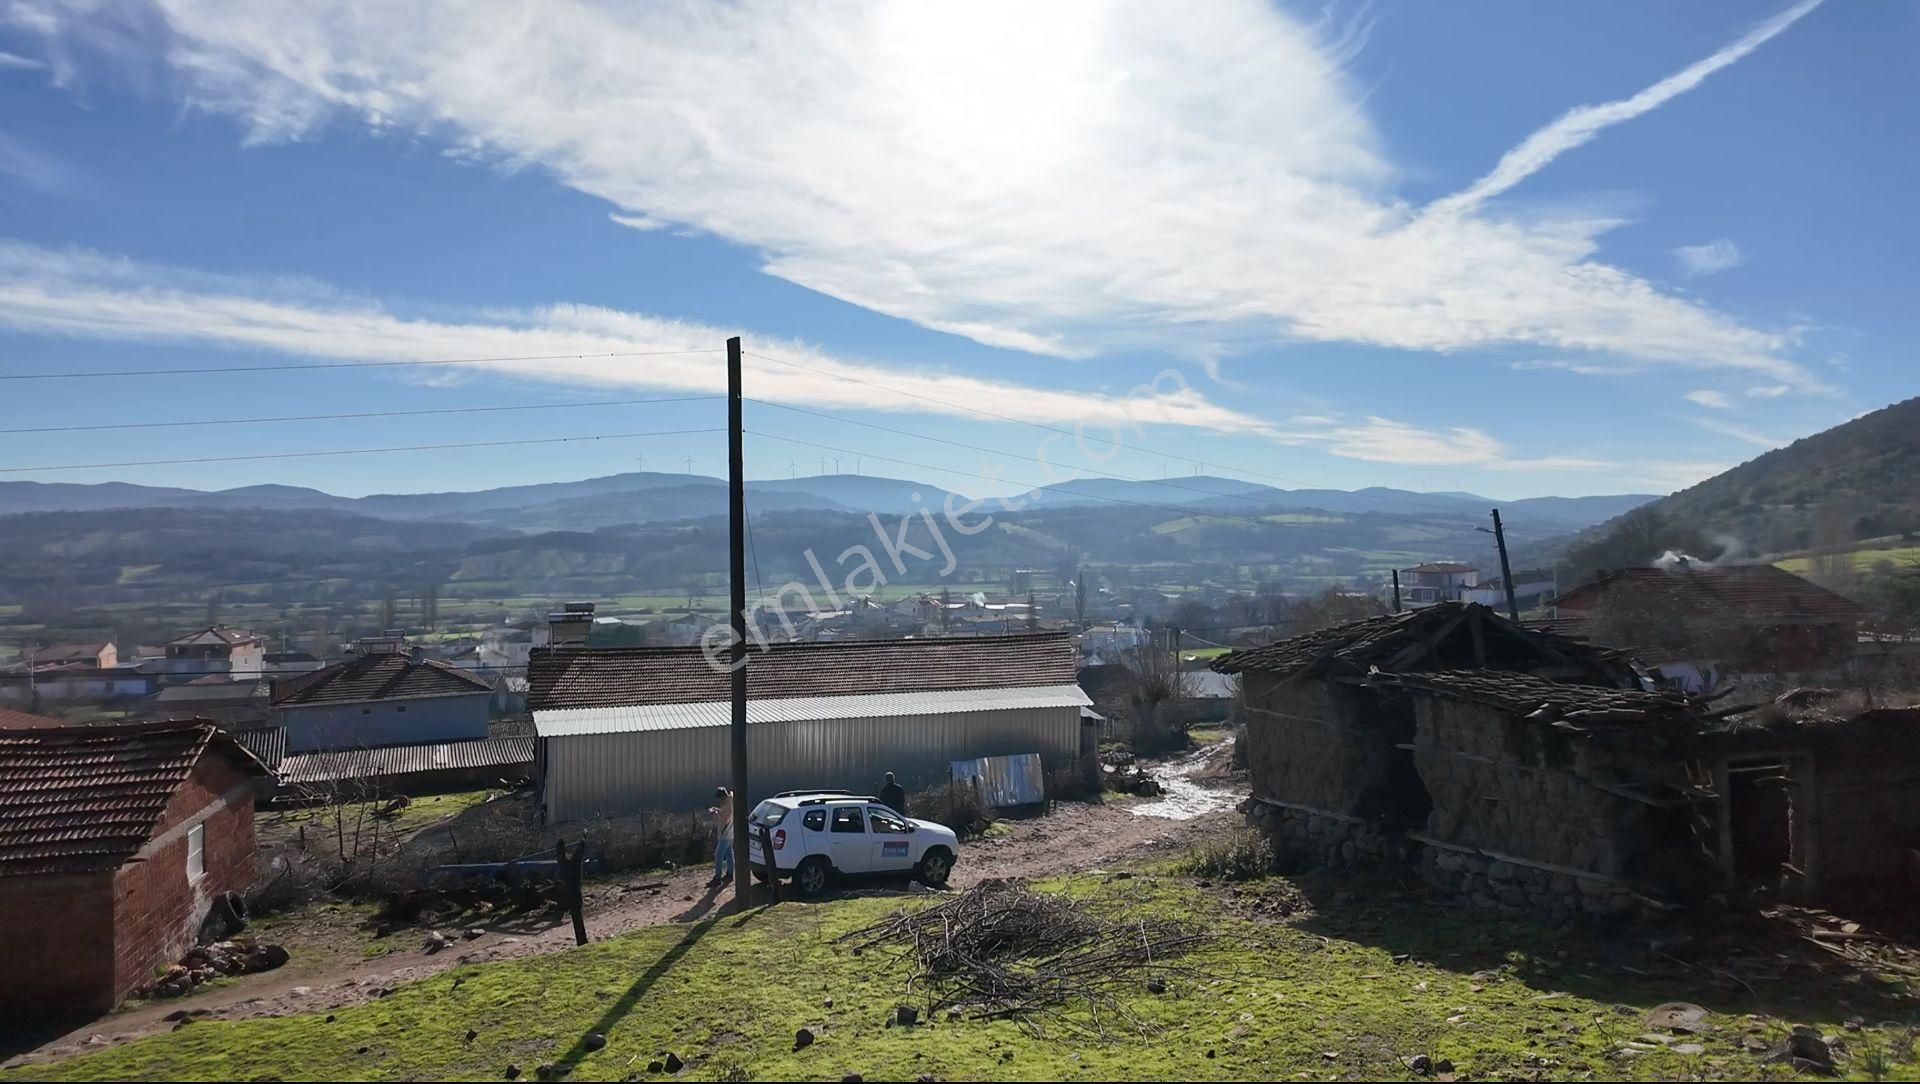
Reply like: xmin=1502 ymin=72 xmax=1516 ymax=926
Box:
xmin=256 ymin=789 xmax=502 ymax=851
xmin=10 ymin=868 xmax=1913 ymax=1082
xmin=1775 ymin=546 xmax=1920 ymax=576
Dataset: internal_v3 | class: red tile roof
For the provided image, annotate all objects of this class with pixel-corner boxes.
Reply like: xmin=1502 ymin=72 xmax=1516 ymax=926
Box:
xmin=166 ymin=626 xmax=260 ymax=647
xmin=529 ymin=632 xmax=1077 ymax=710
xmin=1555 ymin=565 xmax=1866 ymax=623
xmin=0 ymin=706 xmax=63 ymax=729
xmin=271 ymin=652 xmax=494 ymax=707
xmin=0 ymin=721 xmax=269 ymax=877
xmin=1405 ymin=562 xmax=1476 ymax=574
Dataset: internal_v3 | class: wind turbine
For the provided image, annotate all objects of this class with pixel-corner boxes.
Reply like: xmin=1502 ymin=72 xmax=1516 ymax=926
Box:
xmin=683 ymin=454 xmax=694 ymax=473
xmin=788 ymin=459 xmax=797 ymax=479
xmin=832 ymin=457 xmax=841 ymax=474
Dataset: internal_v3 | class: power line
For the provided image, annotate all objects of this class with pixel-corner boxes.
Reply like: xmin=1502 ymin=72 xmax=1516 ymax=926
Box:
xmin=742 ymin=348 xmax=1556 ymax=533
xmin=0 ymin=428 xmax=725 ymax=474
xmin=0 ymin=396 xmax=722 ymax=436
xmin=0 ymin=348 xmax=720 ymax=382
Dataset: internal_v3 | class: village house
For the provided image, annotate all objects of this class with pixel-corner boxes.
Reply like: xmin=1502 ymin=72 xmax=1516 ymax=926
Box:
xmin=0 ymin=722 xmax=269 ymax=1020
xmin=1216 ymin=603 xmax=1920 ymax=917
xmin=0 ymin=656 xmax=156 ymax=706
xmin=527 ymin=627 xmax=1089 ymax=820
xmin=1461 ymin=569 xmax=1557 ymax=612
xmin=149 ymin=676 xmax=273 ymax=727
xmin=1399 ymin=562 xmax=1480 ymax=607
xmin=270 ymin=634 xmax=494 ymax=753
xmin=1545 ymin=562 xmax=1868 ymax=692
xmin=153 ymin=626 xmax=266 ymax=683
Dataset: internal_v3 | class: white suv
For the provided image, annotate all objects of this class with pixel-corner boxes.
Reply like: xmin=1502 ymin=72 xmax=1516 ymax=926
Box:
xmin=745 ymin=790 xmax=959 ymax=897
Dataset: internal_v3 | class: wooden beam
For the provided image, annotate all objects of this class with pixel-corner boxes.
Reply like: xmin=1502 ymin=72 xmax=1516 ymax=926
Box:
xmin=1470 ymin=608 xmax=1487 ymax=667
xmin=1384 ymin=611 xmax=1469 ymax=671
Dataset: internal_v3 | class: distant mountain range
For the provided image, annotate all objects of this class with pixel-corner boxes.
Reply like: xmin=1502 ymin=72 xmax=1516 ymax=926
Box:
xmin=0 ymin=471 xmax=1655 ymax=533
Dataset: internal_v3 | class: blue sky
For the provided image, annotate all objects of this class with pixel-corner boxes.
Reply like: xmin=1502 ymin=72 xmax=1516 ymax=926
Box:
xmin=0 ymin=0 xmax=1912 ymax=506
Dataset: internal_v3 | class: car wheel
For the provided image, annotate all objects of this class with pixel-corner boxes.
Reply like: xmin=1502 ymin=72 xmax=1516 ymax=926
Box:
xmin=794 ymin=856 xmax=831 ymax=898
xmin=916 ymin=848 xmax=953 ymax=887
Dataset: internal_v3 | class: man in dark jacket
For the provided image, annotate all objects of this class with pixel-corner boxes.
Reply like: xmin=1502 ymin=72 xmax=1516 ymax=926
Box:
xmin=879 ymin=772 xmax=907 ymax=815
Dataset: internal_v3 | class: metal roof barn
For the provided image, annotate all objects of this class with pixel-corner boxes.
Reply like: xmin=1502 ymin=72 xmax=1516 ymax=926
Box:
xmin=528 ymin=633 xmax=1088 ymax=821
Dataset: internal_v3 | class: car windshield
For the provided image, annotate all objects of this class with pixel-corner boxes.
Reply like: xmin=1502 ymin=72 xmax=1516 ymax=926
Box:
xmin=750 ymin=800 xmax=787 ymax=826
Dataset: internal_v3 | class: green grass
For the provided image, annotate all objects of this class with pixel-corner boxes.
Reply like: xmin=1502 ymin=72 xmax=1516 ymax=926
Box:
xmin=257 ymin=790 xmax=501 ymax=850
xmin=1776 ymin=545 xmax=1920 ymax=575
xmin=14 ymin=872 xmax=1915 ymax=1082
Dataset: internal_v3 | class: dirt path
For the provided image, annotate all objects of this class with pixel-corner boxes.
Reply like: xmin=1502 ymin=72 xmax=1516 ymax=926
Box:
xmin=10 ymin=743 xmax=1244 ymax=1067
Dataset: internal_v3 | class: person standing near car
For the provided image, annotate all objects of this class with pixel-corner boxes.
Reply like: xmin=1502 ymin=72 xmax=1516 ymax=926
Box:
xmin=879 ymin=772 xmax=907 ymax=815
xmin=707 ymin=786 xmax=734 ymax=886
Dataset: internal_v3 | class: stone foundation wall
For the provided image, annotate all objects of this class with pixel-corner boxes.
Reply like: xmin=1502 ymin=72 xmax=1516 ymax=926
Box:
xmin=1418 ymin=846 xmax=1638 ymax=922
xmin=1243 ymin=798 xmax=1395 ymax=868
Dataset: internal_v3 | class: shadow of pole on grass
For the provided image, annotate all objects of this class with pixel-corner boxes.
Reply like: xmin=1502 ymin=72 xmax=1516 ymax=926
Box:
xmin=556 ymin=916 xmax=719 ymax=1067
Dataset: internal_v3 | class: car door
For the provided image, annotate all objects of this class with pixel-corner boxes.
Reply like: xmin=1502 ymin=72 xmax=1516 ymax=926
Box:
xmin=827 ymin=805 xmax=870 ymax=873
xmin=866 ymin=804 xmax=916 ymax=871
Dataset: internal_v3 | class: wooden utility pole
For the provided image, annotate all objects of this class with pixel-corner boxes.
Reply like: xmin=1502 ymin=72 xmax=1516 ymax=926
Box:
xmin=1490 ymin=508 xmax=1520 ymax=622
xmin=1391 ymin=569 xmax=1402 ymax=613
xmin=727 ymin=336 xmax=753 ymax=913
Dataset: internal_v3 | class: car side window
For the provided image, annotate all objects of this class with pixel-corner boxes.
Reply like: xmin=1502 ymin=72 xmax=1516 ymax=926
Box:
xmin=868 ymin=807 xmax=909 ymax=834
xmin=830 ymin=806 xmax=865 ymax=833
xmin=802 ymin=810 xmax=826 ymax=832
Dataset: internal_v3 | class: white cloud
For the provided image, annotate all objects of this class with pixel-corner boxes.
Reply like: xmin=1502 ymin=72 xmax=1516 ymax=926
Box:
xmin=1683 ymin=389 xmax=1734 ymax=409
xmin=1686 ymin=416 xmax=1782 ymax=450
xmin=1745 ymin=383 xmax=1791 ymax=398
xmin=0 ymin=241 xmax=1271 ymax=438
xmin=608 ymin=213 xmax=668 ymax=232
xmin=0 ymin=131 xmax=80 ymax=192
xmin=1427 ymin=0 xmax=1822 ymax=217
xmin=1484 ymin=456 xmax=1621 ymax=473
xmin=1674 ymin=238 xmax=1743 ymax=277
xmin=1510 ymin=358 xmax=1639 ymax=377
xmin=15 ymin=0 xmax=1827 ymax=387
xmin=1321 ymin=417 xmax=1504 ymax=466
xmin=0 ymin=51 xmax=45 ymax=70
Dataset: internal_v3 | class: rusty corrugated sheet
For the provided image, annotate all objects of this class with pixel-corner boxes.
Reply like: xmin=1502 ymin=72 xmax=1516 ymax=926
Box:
xmin=276 ymin=737 xmax=533 ymax=788
xmin=949 ymin=752 xmax=1046 ymax=808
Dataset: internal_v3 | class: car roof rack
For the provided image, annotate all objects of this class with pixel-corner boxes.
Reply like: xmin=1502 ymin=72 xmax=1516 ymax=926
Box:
xmin=772 ymin=788 xmax=852 ymax=798
xmin=797 ymin=794 xmax=881 ymax=806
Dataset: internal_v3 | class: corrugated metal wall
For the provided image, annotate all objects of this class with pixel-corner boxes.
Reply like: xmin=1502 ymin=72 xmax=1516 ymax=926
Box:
xmin=540 ymin=706 xmax=1081 ymax=822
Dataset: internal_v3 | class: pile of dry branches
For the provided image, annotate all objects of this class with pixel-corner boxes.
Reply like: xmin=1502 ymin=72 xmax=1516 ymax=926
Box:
xmin=837 ymin=878 xmax=1213 ymax=1037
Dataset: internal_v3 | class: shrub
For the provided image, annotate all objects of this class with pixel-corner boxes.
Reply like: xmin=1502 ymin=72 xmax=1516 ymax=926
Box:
xmin=908 ymin=781 xmax=992 ymax=839
xmin=1047 ymin=766 xmax=1100 ymax=804
xmin=1174 ymin=830 xmax=1274 ymax=882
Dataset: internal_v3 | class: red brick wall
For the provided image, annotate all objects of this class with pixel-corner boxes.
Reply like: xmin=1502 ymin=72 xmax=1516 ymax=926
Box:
xmin=0 ymin=872 xmax=115 ymax=1019
xmin=109 ymin=752 xmax=259 ymax=1005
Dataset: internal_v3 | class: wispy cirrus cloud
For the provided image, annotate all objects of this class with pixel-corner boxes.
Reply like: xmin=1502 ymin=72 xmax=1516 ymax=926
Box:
xmin=1674 ymin=239 xmax=1743 ymax=277
xmin=0 ymin=241 xmax=1270 ymax=438
xmin=1687 ymin=415 xmax=1784 ymax=450
xmin=0 ymin=240 xmax=1630 ymax=473
xmin=1425 ymin=0 xmax=1822 ymax=218
xmin=0 ymin=130 xmax=81 ymax=193
xmin=12 ymin=0 xmax=1828 ymax=389
xmin=0 ymin=50 xmax=45 ymax=70
xmin=1746 ymin=383 xmax=1791 ymax=398
xmin=1684 ymin=389 xmax=1734 ymax=410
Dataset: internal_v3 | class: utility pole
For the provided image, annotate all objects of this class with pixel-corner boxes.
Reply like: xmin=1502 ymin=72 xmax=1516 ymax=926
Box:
xmin=1391 ymin=569 xmax=1402 ymax=613
xmin=1490 ymin=508 xmax=1519 ymax=622
xmin=727 ymin=336 xmax=752 ymax=913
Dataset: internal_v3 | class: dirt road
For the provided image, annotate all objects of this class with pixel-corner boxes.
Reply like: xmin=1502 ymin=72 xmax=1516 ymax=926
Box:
xmin=10 ymin=743 xmax=1243 ymax=1066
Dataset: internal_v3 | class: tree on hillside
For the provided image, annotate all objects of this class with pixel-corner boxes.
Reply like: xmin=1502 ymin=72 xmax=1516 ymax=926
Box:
xmin=1284 ymin=588 xmax=1386 ymax=635
xmin=1073 ymin=571 xmax=1088 ymax=626
xmin=1558 ymin=508 xmax=1720 ymax=586
xmin=1025 ymin=591 xmax=1039 ymax=631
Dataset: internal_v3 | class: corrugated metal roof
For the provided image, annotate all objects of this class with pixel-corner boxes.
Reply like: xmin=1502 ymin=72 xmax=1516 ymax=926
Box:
xmin=529 ymin=632 xmax=1076 ymax=710
xmin=534 ymin=683 xmax=1091 ymax=737
xmin=276 ymin=737 xmax=534 ymax=787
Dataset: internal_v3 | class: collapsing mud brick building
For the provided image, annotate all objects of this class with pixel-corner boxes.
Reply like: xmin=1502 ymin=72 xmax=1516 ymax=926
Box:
xmin=1214 ymin=603 xmax=1920 ymax=917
